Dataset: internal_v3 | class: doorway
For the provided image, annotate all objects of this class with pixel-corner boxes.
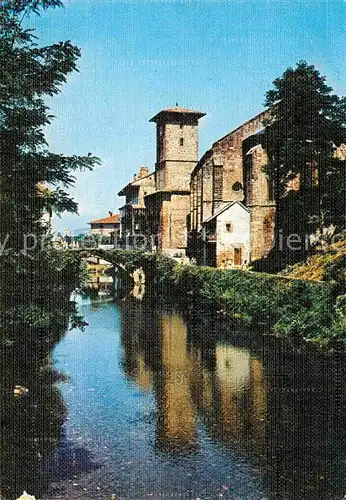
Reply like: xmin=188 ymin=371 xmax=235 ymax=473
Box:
xmin=234 ymin=247 xmax=242 ymax=266
xmin=206 ymin=242 xmax=217 ymax=267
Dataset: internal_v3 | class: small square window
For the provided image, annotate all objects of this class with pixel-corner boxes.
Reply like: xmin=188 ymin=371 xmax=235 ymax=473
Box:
xmin=226 ymin=223 xmax=233 ymax=232
xmin=180 ymin=138 xmax=184 ymax=146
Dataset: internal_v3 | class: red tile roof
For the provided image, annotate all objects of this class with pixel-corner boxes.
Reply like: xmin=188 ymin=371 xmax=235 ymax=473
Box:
xmin=89 ymin=214 xmax=120 ymax=225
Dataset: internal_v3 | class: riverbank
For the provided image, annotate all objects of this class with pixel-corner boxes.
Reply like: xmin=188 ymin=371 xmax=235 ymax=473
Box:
xmin=96 ymin=249 xmax=346 ymax=346
xmin=0 ymin=247 xmax=85 ymax=499
xmin=73 ymin=248 xmax=345 ymax=346
xmin=150 ymin=257 xmax=343 ymax=346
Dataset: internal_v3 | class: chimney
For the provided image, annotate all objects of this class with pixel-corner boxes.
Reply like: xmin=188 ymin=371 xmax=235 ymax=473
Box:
xmin=133 ymin=174 xmax=137 ymax=180
xmin=139 ymin=166 xmax=149 ymax=178
xmin=108 ymin=211 xmax=113 ymax=217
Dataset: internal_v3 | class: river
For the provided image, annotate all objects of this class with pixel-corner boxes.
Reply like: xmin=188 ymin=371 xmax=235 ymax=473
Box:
xmin=2 ymin=295 xmax=346 ymax=499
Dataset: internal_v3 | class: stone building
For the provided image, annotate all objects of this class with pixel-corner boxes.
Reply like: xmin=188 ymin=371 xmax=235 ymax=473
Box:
xmin=89 ymin=212 xmax=121 ymax=238
xmin=188 ymin=111 xmax=275 ymax=266
xmin=202 ymin=201 xmax=251 ymax=268
xmin=243 ymin=134 xmax=276 ymax=262
xmin=118 ymin=166 xmax=155 ymax=248
xmin=117 ymin=107 xmax=346 ymax=266
xmin=145 ymin=107 xmax=205 ymax=256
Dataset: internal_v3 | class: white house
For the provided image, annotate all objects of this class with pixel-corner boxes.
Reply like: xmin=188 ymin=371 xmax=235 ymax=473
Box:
xmin=201 ymin=201 xmax=250 ymax=268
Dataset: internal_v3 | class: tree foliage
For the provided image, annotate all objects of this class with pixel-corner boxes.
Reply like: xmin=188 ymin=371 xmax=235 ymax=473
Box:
xmin=0 ymin=0 xmax=99 ymax=340
xmin=262 ymin=61 xmax=346 ymax=234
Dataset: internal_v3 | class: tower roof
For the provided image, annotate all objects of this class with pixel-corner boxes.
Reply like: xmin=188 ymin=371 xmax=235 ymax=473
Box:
xmin=149 ymin=107 xmax=206 ymax=123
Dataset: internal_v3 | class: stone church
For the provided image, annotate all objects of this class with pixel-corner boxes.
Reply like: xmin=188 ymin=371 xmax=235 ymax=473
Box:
xmin=119 ymin=106 xmax=345 ymax=267
xmin=188 ymin=110 xmax=275 ymax=267
xmin=144 ymin=108 xmax=205 ymax=256
xmin=143 ymin=106 xmax=275 ymax=266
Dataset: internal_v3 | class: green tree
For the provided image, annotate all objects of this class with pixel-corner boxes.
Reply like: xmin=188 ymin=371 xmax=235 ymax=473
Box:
xmin=0 ymin=0 xmax=99 ymax=342
xmin=262 ymin=61 xmax=346 ymax=262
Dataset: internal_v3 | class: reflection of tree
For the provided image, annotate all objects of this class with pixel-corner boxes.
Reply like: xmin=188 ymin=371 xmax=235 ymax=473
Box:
xmin=0 ymin=341 xmax=66 ymax=499
xmin=263 ymin=340 xmax=346 ymax=499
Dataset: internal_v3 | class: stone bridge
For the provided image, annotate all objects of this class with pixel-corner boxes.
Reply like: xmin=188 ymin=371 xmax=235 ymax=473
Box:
xmin=68 ymin=248 xmax=149 ymax=288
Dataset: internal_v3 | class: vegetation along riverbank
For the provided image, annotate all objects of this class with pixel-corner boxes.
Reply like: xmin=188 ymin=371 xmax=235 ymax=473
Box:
xmin=73 ymin=248 xmax=345 ymax=347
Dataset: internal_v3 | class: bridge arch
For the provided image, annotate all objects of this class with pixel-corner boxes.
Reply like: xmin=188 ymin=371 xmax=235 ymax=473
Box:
xmin=67 ymin=248 xmax=153 ymax=295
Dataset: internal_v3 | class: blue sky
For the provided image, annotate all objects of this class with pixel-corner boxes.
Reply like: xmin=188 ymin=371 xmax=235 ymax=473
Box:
xmin=30 ymin=0 xmax=346 ymax=233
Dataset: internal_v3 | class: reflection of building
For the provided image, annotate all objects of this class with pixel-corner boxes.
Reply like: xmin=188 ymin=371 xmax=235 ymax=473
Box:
xmin=118 ymin=304 xmax=346 ymax=498
xmin=118 ymin=166 xmax=155 ymax=248
xmin=216 ymin=345 xmax=251 ymax=392
xmin=118 ymin=305 xmax=268 ymax=457
xmin=119 ymin=304 xmax=157 ymax=393
xmin=216 ymin=344 xmax=266 ymax=450
xmin=145 ymin=108 xmax=205 ymax=256
xmin=89 ymin=211 xmax=120 ymax=238
xmin=156 ymin=315 xmax=198 ymax=453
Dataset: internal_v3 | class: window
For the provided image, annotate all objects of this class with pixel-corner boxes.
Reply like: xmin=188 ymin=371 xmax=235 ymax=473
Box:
xmin=180 ymin=137 xmax=184 ymax=146
xmin=226 ymin=223 xmax=233 ymax=232
xmin=267 ymin=177 xmax=274 ymax=201
xmin=232 ymin=181 xmax=243 ymax=192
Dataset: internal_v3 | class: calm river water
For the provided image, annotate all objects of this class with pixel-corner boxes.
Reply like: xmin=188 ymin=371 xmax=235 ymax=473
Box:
xmin=3 ymin=295 xmax=346 ymax=499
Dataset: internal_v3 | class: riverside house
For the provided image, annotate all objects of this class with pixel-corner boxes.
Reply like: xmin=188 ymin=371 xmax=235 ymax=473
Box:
xmin=118 ymin=166 xmax=155 ymax=248
xmin=89 ymin=212 xmax=121 ymax=239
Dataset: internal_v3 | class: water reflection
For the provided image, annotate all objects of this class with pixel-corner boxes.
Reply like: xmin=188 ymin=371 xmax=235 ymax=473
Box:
xmin=0 ymin=345 xmax=66 ymax=500
xmin=157 ymin=315 xmax=198 ymax=454
xmin=2 ymin=298 xmax=345 ymax=499
xmin=120 ymin=301 xmax=346 ymax=499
